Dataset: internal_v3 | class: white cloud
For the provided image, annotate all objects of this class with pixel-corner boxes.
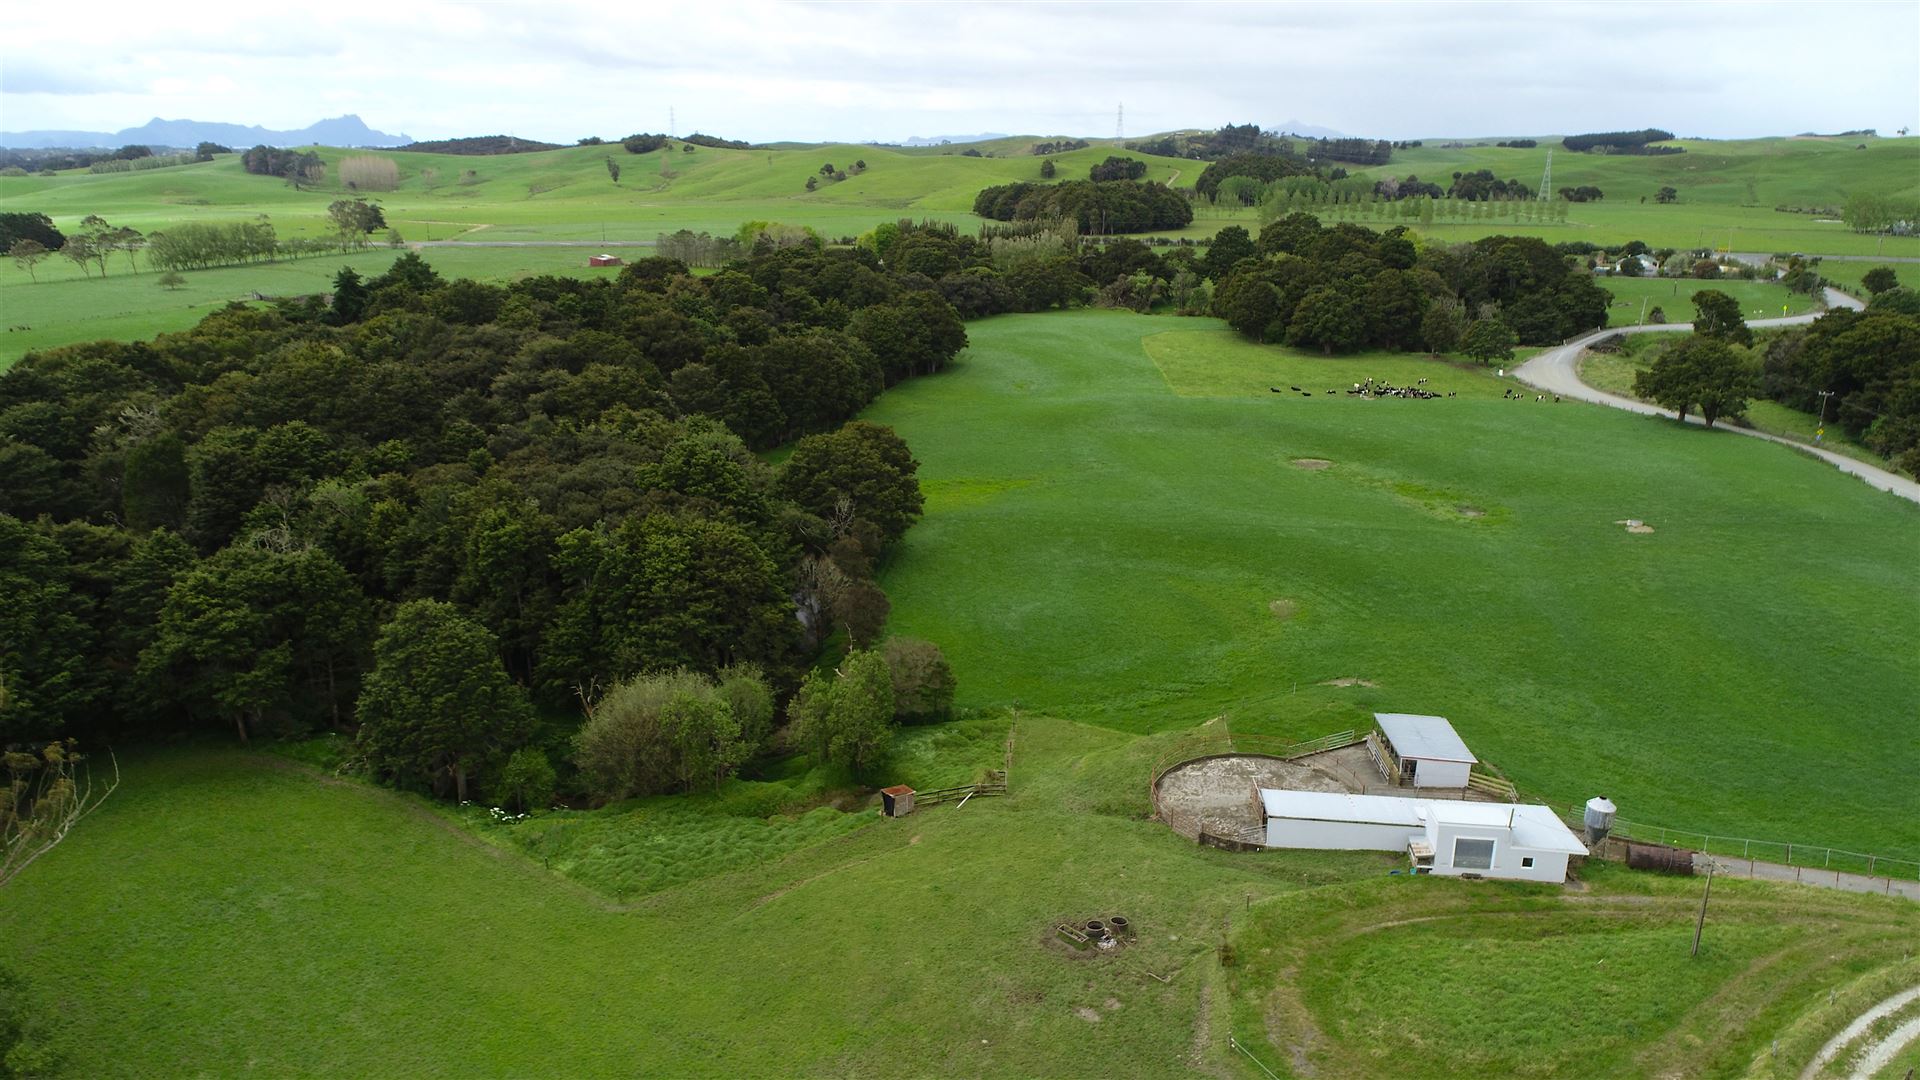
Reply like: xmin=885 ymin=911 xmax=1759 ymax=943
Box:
xmin=2 ymin=0 xmax=1915 ymax=141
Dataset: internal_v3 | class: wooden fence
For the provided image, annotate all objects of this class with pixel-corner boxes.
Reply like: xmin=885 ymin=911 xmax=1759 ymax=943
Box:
xmin=913 ymin=781 xmax=1008 ymax=808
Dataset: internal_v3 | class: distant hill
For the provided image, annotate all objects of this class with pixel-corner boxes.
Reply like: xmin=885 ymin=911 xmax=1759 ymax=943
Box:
xmin=399 ymin=135 xmax=563 ymax=155
xmin=901 ymin=133 xmax=1012 ymax=146
xmin=0 ymin=114 xmax=411 ymax=150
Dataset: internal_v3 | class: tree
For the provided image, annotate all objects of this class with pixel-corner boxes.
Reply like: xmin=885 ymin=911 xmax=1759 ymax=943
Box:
xmin=1690 ymin=288 xmax=1752 ymax=346
xmin=1633 ymin=335 xmax=1758 ymax=427
xmin=356 ymin=600 xmax=533 ymax=804
xmin=1040 ymin=158 xmax=1056 ymax=179
xmin=788 ymin=649 xmax=895 ymax=774
xmin=1287 ymin=287 xmax=1365 ymax=354
xmin=157 ymin=271 xmax=186 ymax=291
xmin=0 ymin=211 xmax=64 ymax=253
xmin=1655 ymin=186 xmax=1678 ymax=204
xmin=1421 ymin=296 xmax=1467 ymax=353
xmin=780 ymin=422 xmax=924 ymax=548
xmin=326 ymin=198 xmax=385 ymax=251
xmin=9 ymin=238 xmax=47 ymax=282
xmin=606 ymin=156 xmax=621 ymax=185
xmin=1862 ymin=267 xmax=1899 ymax=295
xmin=805 ymin=175 xmax=818 ymax=192
xmin=59 ymin=235 xmax=95 ymax=279
xmin=329 ymin=266 xmax=370 ymax=324
xmin=1461 ymin=317 xmax=1518 ymax=366
xmin=1198 ymin=225 xmax=1256 ymax=281
xmin=881 ymin=637 xmax=955 ymax=722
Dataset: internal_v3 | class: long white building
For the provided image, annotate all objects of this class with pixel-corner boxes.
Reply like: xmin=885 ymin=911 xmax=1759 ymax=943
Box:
xmin=1257 ymin=789 xmax=1589 ymax=883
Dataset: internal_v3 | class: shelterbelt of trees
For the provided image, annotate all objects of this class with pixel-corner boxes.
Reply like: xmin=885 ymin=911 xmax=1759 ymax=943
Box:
xmin=0 ymin=238 xmax=991 ymax=806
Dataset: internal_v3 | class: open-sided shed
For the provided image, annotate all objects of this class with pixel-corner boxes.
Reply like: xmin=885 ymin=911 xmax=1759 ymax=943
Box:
xmin=1375 ymin=713 xmax=1476 ymax=788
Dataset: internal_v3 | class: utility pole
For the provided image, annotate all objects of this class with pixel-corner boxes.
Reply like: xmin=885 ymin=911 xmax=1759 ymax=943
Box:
xmin=1639 ymin=297 xmax=1648 ymax=325
xmin=1816 ymin=390 xmax=1834 ymax=443
xmin=1691 ymin=858 xmax=1716 ymax=958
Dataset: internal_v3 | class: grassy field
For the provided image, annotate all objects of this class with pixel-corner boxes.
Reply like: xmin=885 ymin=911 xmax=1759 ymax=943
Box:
xmin=4 ymin=304 xmax=1918 ymax=1076
xmin=1596 ymin=276 xmax=1816 ymax=326
xmin=1224 ymin=864 xmax=1918 ymax=1079
xmin=866 ymin=311 xmax=1919 ymax=856
xmin=3 ymin=726 xmax=1914 ymax=1077
xmin=4 ymin=134 xmax=1915 ymax=363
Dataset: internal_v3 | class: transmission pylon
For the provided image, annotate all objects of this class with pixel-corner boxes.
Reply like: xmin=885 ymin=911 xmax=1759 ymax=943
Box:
xmin=669 ymin=107 xmax=677 ymax=138
xmin=1537 ymin=149 xmax=1552 ymax=201
xmin=1116 ymin=103 xmax=1124 ymax=141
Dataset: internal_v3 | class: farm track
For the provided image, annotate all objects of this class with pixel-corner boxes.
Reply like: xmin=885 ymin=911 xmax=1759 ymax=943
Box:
xmin=1801 ymin=983 xmax=1920 ymax=1080
xmin=1514 ymin=289 xmax=1920 ymax=504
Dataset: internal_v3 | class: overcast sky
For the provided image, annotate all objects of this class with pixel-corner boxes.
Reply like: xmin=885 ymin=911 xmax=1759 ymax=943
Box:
xmin=4 ymin=1 xmax=1917 ymax=143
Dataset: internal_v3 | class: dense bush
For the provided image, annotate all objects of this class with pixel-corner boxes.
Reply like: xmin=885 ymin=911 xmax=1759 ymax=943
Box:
xmin=1213 ymin=219 xmax=1608 ymax=351
xmin=0 ymin=244 xmax=970 ymax=795
xmin=1561 ymin=129 xmax=1678 ymax=153
xmin=972 ymin=180 xmax=1192 ymax=233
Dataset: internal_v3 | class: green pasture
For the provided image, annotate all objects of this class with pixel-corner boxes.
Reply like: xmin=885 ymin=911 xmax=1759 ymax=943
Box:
xmin=1223 ymin=864 xmax=1917 ymax=1079
xmin=0 ymin=725 xmax=1389 ymax=1077
xmin=1595 ymin=276 xmax=1817 ymax=326
xmin=4 ymin=723 xmax=1914 ymax=1077
xmin=0 ymin=245 xmax=634 ymax=368
xmin=867 ymin=310 xmax=1920 ymax=856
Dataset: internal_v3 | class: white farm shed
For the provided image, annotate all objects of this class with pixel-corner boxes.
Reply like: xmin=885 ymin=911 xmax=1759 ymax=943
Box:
xmin=1258 ymin=789 xmax=1589 ymax=883
xmin=1375 ymin=713 xmax=1476 ymax=788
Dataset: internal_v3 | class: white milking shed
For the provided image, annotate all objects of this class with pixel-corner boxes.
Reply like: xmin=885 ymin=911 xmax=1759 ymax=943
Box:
xmin=1257 ymin=789 xmax=1589 ymax=883
xmin=1374 ymin=712 xmax=1476 ymax=788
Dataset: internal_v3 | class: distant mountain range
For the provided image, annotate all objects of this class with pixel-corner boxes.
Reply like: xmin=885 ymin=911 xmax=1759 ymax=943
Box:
xmin=0 ymin=114 xmax=411 ymax=150
xmin=900 ymin=133 xmax=1012 ymax=146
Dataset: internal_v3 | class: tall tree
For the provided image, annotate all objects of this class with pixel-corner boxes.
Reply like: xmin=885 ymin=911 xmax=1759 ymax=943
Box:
xmin=356 ymin=600 xmax=533 ymax=803
xmin=1690 ymin=289 xmax=1752 ymax=346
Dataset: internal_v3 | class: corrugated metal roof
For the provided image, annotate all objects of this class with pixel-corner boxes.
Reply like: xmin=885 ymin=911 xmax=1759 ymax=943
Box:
xmin=1258 ymin=789 xmax=1425 ymax=826
xmin=1375 ymin=713 xmax=1477 ymax=763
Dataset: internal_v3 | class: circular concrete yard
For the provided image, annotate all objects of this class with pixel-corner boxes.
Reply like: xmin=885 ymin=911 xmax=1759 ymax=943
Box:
xmin=1153 ymin=753 xmax=1354 ymax=841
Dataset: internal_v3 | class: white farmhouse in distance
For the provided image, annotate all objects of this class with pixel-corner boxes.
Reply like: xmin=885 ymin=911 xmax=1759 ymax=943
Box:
xmin=1257 ymin=789 xmax=1589 ymax=883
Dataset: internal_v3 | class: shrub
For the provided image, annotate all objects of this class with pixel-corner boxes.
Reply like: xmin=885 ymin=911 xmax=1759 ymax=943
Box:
xmin=499 ymin=748 xmax=556 ymax=811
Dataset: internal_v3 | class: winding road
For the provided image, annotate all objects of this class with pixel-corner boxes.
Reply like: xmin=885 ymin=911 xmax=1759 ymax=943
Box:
xmin=1513 ymin=289 xmax=1920 ymax=504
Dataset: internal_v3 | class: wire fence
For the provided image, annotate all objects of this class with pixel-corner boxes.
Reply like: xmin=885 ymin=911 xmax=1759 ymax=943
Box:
xmin=1545 ymin=804 xmax=1920 ymax=881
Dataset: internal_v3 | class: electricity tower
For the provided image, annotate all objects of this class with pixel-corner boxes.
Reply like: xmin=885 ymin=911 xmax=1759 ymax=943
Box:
xmin=1116 ymin=103 xmax=1124 ymax=141
xmin=1537 ymin=149 xmax=1553 ymax=202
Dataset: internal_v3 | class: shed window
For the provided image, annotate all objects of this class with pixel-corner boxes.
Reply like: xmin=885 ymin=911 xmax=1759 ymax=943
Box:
xmin=1521 ymin=857 xmax=1535 ymax=869
xmin=1452 ymin=838 xmax=1495 ymax=870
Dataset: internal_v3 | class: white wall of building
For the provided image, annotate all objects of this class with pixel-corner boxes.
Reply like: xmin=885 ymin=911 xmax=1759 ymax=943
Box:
xmin=1410 ymin=759 xmax=1472 ymax=788
xmin=1264 ymin=818 xmax=1417 ymax=851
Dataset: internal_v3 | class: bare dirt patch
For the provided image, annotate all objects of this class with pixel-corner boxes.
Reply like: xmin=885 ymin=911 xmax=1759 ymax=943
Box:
xmin=1156 ymin=754 xmax=1354 ymax=837
xmin=1076 ymin=1006 xmax=1103 ymax=1023
xmin=1268 ymin=599 xmax=1298 ymax=620
xmin=1290 ymin=458 xmax=1333 ymax=471
xmin=1456 ymin=505 xmax=1487 ymax=519
xmin=1615 ymin=518 xmax=1656 ymax=534
xmin=1319 ymin=677 xmax=1376 ymax=688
